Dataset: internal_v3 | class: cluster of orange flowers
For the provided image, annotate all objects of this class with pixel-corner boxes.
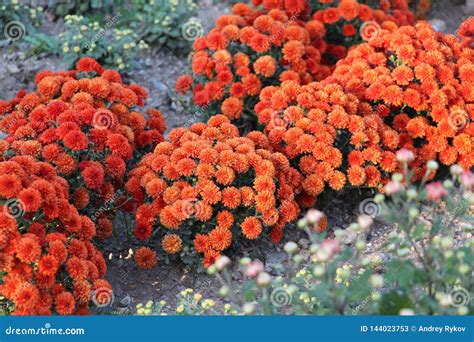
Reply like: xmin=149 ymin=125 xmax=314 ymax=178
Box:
xmin=176 ymin=1 xmax=418 ymax=130
xmin=126 ymin=115 xmax=301 ymax=267
xmin=327 ymin=22 xmax=474 ymax=178
xmin=176 ymin=2 xmax=331 ymax=129
xmin=255 ymin=80 xmax=400 ymax=206
xmin=0 ymin=156 xmax=110 ymax=315
xmin=0 ymin=58 xmax=166 ymax=239
xmin=311 ymin=0 xmax=414 ymax=63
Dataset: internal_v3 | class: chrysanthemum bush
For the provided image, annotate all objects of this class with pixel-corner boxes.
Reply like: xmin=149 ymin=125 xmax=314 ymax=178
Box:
xmin=255 ymin=80 xmax=400 ymax=207
xmin=0 ymin=57 xmax=166 ymax=240
xmin=137 ymin=157 xmax=473 ymax=315
xmin=126 ymin=115 xmax=303 ymax=268
xmin=176 ymin=1 xmax=417 ymax=132
xmin=176 ymin=2 xmax=331 ymax=131
xmin=253 ymin=0 xmax=415 ymax=63
xmin=0 ymin=156 xmax=110 ymax=315
xmin=311 ymin=0 xmax=414 ymax=63
xmin=326 ymin=21 xmax=474 ymax=179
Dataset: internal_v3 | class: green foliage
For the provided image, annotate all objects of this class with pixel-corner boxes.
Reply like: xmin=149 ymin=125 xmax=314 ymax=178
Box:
xmin=0 ymin=1 xmax=43 ymax=41
xmin=121 ymin=0 xmax=200 ymax=52
xmin=29 ymin=14 xmax=149 ymax=70
xmin=136 ymin=289 xmax=236 ymax=315
xmin=47 ymin=0 xmax=118 ymax=17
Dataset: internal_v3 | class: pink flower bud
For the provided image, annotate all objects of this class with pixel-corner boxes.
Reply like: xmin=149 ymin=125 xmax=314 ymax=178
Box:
xmin=320 ymin=239 xmax=341 ymax=258
xmin=460 ymin=172 xmax=474 ymax=190
xmin=426 ymin=182 xmax=447 ymax=202
xmin=396 ymin=148 xmax=415 ymax=163
xmin=305 ymin=209 xmax=324 ymax=224
xmin=384 ymin=181 xmax=402 ymax=195
xmin=244 ymin=260 xmax=264 ymax=278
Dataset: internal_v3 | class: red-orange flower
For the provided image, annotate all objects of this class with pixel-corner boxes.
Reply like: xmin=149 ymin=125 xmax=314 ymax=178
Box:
xmin=134 ymin=247 xmax=157 ymax=269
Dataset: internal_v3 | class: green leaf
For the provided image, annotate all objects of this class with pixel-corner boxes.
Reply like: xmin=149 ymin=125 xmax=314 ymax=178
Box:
xmin=91 ymin=0 xmax=102 ymax=9
xmin=378 ymin=290 xmax=413 ymax=315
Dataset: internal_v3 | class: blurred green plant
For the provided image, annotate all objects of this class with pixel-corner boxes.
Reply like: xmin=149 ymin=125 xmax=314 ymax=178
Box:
xmin=28 ymin=14 xmax=149 ymax=70
xmin=136 ymin=155 xmax=473 ymax=316
xmin=47 ymin=0 xmax=117 ymax=17
xmin=121 ymin=0 xmax=200 ymax=51
xmin=0 ymin=0 xmax=43 ymax=41
xmin=136 ymin=289 xmax=238 ymax=316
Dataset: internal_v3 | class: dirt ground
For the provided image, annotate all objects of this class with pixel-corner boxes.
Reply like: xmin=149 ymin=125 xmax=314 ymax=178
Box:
xmin=0 ymin=0 xmax=471 ymax=314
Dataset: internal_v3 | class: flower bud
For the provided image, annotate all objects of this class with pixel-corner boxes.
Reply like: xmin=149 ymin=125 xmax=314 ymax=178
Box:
xmin=244 ymin=260 xmax=264 ymax=278
xmin=297 ymin=218 xmax=307 ymax=229
xmin=355 ymin=240 xmax=366 ymax=251
xmin=443 ymin=180 xmax=453 ymax=189
xmin=306 ymin=209 xmax=324 ymax=224
xmin=207 ymin=265 xmax=217 ymax=275
xmin=313 ymin=266 xmax=325 ymax=277
xmin=256 ymin=272 xmax=272 ymax=287
xmin=334 ymin=229 xmax=345 ymax=239
xmin=396 ymin=149 xmax=414 ymax=163
xmin=444 ymin=250 xmax=454 ymax=259
xmin=406 ymin=189 xmax=417 ymax=199
xmin=309 ymin=244 xmax=319 ymax=254
xmin=370 ymin=274 xmax=384 ymax=288
xmin=427 ymin=160 xmax=438 ymax=171
xmin=450 ymin=164 xmax=463 ymax=176
xmin=458 ymin=264 xmax=470 ymax=274
xmin=408 ymin=207 xmax=419 ymax=218
xmin=460 ymin=172 xmax=474 ymax=189
xmin=440 ymin=236 xmax=453 ymax=249
xmin=243 ymin=303 xmax=256 ymax=315
xmin=218 ymin=286 xmax=230 ymax=297
xmin=385 ymin=181 xmax=402 ymax=195
xmin=240 ymin=257 xmax=251 ymax=266
xmin=374 ymin=194 xmax=385 ymax=203
xmin=358 ymin=215 xmax=373 ymax=230
xmin=437 ymin=293 xmax=451 ymax=307
xmin=348 ymin=223 xmax=360 ymax=232
xmin=215 ymin=256 xmax=231 ymax=271
xmin=399 ymin=308 xmax=415 ymax=315
xmin=284 ymin=241 xmax=298 ymax=254
xmin=361 ymin=257 xmax=371 ymax=266
xmin=293 ymin=254 xmax=303 ymax=264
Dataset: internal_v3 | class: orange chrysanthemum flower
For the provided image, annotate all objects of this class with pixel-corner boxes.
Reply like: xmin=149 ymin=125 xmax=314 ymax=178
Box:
xmin=240 ymin=217 xmax=263 ymax=240
xmin=162 ymin=234 xmax=183 ymax=254
xmin=134 ymin=247 xmax=158 ymax=269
